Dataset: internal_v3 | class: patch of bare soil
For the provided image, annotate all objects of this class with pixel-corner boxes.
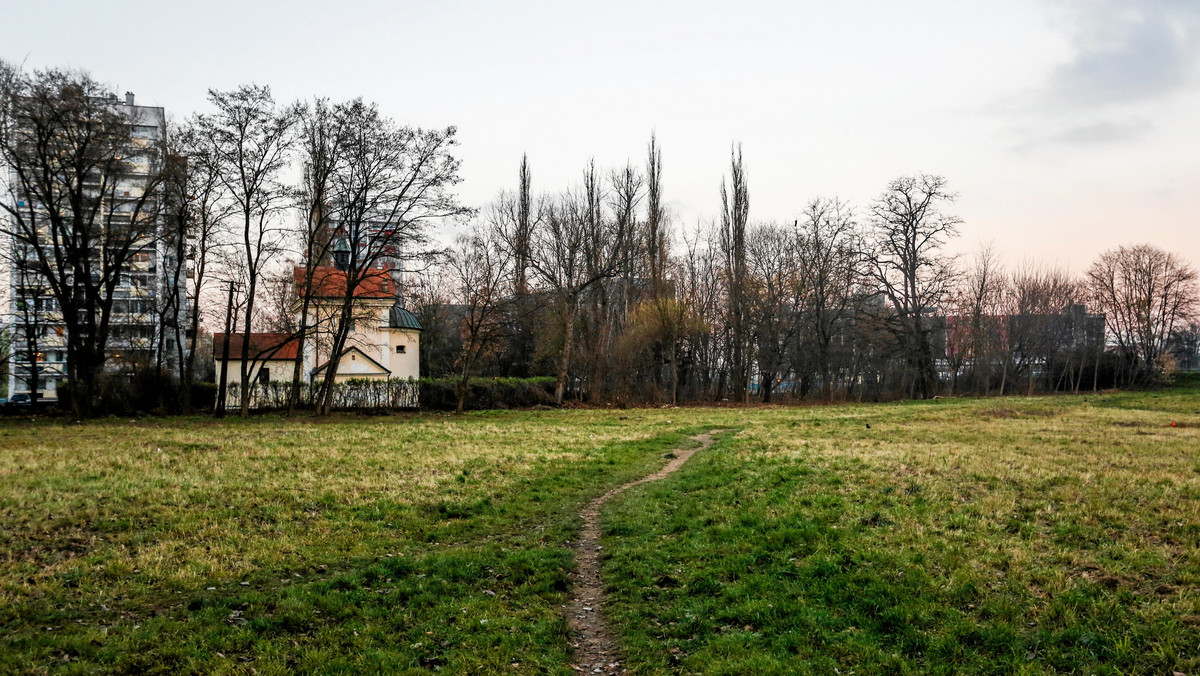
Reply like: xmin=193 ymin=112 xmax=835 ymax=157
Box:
xmin=564 ymin=431 xmax=718 ymax=674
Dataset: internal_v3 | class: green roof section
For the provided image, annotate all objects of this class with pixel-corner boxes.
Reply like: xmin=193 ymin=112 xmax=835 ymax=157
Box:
xmin=388 ymin=304 xmax=423 ymax=331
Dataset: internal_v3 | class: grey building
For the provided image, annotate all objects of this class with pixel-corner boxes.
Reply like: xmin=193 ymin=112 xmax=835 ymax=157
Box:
xmin=5 ymin=92 xmax=187 ymax=402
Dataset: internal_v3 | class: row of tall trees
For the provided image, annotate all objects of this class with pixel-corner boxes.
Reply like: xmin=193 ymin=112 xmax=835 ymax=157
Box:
xmin=418 ymin=140 xmax=1198 ymax=406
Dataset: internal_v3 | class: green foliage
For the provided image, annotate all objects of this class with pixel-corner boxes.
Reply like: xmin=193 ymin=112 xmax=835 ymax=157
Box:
xmin=601 ymin=394 xmax=1200 ymax=674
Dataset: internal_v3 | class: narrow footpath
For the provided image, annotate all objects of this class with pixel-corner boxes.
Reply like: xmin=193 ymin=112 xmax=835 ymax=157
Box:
xmin=565 ymin=431 xmax=718 ymax=674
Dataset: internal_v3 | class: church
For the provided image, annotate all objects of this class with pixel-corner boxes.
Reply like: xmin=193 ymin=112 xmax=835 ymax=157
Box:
xmin=213 ymin=264 xmax=422 ymax=401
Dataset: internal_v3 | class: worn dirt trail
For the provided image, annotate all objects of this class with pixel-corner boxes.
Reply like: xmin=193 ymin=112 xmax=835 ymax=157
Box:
xmin=565 ymin=431 xmax=718 ymax=674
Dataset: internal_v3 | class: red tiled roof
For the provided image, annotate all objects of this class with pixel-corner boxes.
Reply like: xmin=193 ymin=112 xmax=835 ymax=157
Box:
xmin=294 ymin=266 xmax=394 ymax=299
xmin=212 ymin=332 xmax=300 ymax=361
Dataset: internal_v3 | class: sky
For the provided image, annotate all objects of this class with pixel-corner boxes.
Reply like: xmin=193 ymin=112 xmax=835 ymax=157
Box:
xmin=2 ymin=0 xmax=1197 ymax=272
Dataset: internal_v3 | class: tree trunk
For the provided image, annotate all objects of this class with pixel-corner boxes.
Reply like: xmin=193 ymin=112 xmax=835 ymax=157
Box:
xmin=554 ymin=305 xmax=578 ymax=406
xmin=669 ymin=340 xmax=679 ymax=406
xmin=239 ymin=273 xmax=257 ymax=417
xmin=287 ymin=294 xmax=314 ymax=416
xmin=318 ymin=298 xmax=357 ymax=415
xmin=455 ymin=373 xmax=470 ymax=415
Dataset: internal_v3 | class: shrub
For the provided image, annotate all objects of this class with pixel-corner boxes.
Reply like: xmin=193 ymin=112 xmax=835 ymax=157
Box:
xmin=58 ymin=372 xmax=184 ymax=416
xmin=190 ymin=382 xmax=217 ymax=410
xmin=419 ymin=377 xmax=557 ymax=411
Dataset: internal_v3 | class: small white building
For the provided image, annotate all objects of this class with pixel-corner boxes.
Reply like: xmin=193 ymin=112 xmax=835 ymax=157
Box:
xmin=213 ymin=266 xmax=421 ymax=407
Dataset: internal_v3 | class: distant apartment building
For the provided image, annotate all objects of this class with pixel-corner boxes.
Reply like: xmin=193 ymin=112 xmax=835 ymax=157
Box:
xmin=944 ymin=303 xmax=1105 ymax=375
xmin=5 ymin=92 xmax=187 ymax=402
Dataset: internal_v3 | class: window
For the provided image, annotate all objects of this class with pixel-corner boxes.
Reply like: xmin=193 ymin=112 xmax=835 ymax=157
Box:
xmin=258 ymin=367 xmax=270 ymax=386
xmin=396 ymin=345 xmax=406 ymax=354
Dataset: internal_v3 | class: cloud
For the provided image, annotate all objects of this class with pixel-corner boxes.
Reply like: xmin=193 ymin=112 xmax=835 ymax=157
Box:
xmin=1005 ymin=1 xmax=1198 ymax=152
xmin=1047 ymin=118 xmax=1154 ymax=145
xmin=1013 ymin=117 xmax=1155 ymax=153
xmin=1047 ymin=0 xmax=1200 ymax=105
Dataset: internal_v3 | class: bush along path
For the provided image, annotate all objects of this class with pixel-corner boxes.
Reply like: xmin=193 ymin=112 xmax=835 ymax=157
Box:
xmin=565 ymin=431 xmax=719 ymax=674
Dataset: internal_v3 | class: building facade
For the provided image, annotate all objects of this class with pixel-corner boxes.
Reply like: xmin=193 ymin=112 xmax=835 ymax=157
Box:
xmin=213 ymin=266 xmax=422 ymax=409
xmin=5 ymin=92 xmax=187 ymax=402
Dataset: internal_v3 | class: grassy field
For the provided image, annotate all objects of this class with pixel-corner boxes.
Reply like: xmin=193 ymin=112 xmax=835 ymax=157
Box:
xmin=1 ymin=384 xmax=1197 ymax=674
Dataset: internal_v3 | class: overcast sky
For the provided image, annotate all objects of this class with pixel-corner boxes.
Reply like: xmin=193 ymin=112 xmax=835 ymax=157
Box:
xmin=3 ymin=0 xmax=1197 ymax=271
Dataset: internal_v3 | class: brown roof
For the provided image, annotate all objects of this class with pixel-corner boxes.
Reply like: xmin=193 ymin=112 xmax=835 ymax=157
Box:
xmin=294 ymin=266 xmax=394 ymax=299
xmin=212 ymin=332 xmax=300 ymax=361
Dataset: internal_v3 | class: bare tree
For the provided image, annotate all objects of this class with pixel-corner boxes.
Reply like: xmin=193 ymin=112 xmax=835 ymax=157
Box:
xmin=528 ymin=161 xmax=635 ymax=405
xmin=797 ymin=197 xmax=861 ymax=399
xmin=446 ymin=227 xmax=512 ymax=413
xmin=154 ymin=150 xmax=188 ymax=406
xmin=314 ymin=100 xmax=467 ymax=414
xmin=580 ymin=162 xmax=643 ymax=403
xmin=196 ymin=84 xmax=296 ymax=416
xmin=678 ymin=223 xmax=724 ymax=399
xmin=513 ymin=154 xmax=533 ymax=297
xmin=1087 ymin=244 xmax=1199 ymax=384
xmin=160 ymin=122 xmax=232 ymax=411
xmin=288 ymin=98 xmax=344 ymax=413
xmin=489 ymin=157 xmax=542 ymax=378
xmin=1003 ymin=263 xmax=1083 ymax=395
xmin=640 ymin=135 xmax=694 ymax=403
xmin=864 ymin=174 xmax=961 ymax=399
xmin=646 ymin=133 xmax=667 ymax=294
xmin=259 ymin=265 xmax=300 ymax=334
xmin=747 ymin=223 xmax=802 ymax=403
xmin=1168 ymin=321 xmax=1200 ymax=371
xmin=8 ymin=247 xmax=55 ymax=407
xmin=947 ymin=244 xmax=1005 ymax=395
xmin=0 ymin=62 xmax=166 ymax=416
xmin=408 ymin=261 xmax=458 ymax=378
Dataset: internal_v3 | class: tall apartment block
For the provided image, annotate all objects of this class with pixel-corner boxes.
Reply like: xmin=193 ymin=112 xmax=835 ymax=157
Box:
xmin=6 ymin=92 xmax=187 ymax=402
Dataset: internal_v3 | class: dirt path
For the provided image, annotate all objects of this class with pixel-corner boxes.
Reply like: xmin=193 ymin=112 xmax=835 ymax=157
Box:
xmin=565 ymin=431 xmax=718 ymax=674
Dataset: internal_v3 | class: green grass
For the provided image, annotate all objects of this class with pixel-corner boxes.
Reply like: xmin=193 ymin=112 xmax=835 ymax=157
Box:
xmin=1 ymin=386 xmax=1197 ymax=674
xmin=603 ymin=390 xmax=1200 ymax=674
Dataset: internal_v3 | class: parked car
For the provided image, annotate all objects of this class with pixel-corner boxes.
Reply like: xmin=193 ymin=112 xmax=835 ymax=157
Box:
xmin=8 ymin=393 xmax=31 ymax=407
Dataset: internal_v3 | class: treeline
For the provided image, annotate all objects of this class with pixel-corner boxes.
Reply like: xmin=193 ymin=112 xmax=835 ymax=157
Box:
xmin=1 ymin=62 xmax=1197 ymax=416
xmin=415 ymin=144 xmax=1200 ymax=406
